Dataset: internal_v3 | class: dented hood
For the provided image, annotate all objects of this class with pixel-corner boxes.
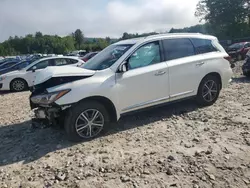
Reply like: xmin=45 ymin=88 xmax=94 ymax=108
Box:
xmin=34 ymin=66 xmax=96 ymax=85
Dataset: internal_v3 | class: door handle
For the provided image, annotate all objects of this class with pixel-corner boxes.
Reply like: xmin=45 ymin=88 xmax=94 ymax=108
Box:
xmin=155 ymin=70 xmax=166 ymax=76
xmin=196 ymin=62 xmax=205 ymax=66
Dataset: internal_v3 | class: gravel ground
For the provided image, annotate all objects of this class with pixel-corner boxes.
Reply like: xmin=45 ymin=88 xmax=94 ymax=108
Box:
xmin=0 ymin=62 xmax=249 ymax=188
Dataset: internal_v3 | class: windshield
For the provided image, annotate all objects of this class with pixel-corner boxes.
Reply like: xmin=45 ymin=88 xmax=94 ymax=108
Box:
xmin=82 ymin=44 xmax=133 ymax=70
xmin=228 ymin=43 xmax=244 ymax=50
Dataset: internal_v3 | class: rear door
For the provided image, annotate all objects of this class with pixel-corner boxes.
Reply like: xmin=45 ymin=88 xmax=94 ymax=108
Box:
xmin=162 ymin=38 xmax=203 ymax=100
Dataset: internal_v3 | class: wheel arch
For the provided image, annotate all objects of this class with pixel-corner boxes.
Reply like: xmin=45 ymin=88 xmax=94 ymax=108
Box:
xmin=77 ymin=96 xmax=118 ymax=122
xmin=199 ymin=72 xmax=222 ymax=90
xmin=10 ymin=77 xmax=29 ymax=91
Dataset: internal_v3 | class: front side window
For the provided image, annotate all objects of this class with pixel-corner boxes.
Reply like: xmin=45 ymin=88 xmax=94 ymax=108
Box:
xmin=128 ymin=42 xmax=161 ymax=70
xmin=163 ymin=38 xmax=195 ymax=61
xmin=31 ymin=60 xmax=49 ymax=70
xmin=191 ymin=38 xmax=219 ymax=54
xmin=82 ymin=44 xmax=133 ymax=70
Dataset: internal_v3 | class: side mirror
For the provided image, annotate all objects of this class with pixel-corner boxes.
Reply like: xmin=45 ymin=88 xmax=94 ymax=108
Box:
xmin=118 ymin=62 xmax=128 ymax=73
xmin=32 ymin=66 xmax=37 ymax=72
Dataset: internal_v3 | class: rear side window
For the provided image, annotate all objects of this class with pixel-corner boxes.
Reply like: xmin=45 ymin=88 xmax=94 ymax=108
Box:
xmin=66 ymin=59 xmax=78 ymax=64
xmin=191 ymin=38 xmax=218 ymax=54
xmin=163 ymin=38 xmax=195 ymax=61
xmin=54 ymin=59 xmax=68 ymax=66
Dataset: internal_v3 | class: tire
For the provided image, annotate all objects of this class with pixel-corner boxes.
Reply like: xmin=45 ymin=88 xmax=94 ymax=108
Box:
xmin=64 ymin=100 xmax=110 ymax=142
xmin=196 ymin=75 xmax=221 ymax=106
xmin=10 ymin=79 xmax=28 ymax=92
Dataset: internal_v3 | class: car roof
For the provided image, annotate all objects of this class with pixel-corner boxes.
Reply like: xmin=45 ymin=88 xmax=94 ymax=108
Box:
xmin=115 ymin=33 xmax=217 ymax=45
xmin=24 ymin=56 xmax=80 ymax=70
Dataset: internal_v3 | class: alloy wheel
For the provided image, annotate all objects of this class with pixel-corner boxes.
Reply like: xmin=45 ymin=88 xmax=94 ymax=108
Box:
xmin=12 ymin=80 xmax=25 ymax=91
xmin=75 ymin=109 xmax=104 ymax=138
xmin=202 ymin=80 xmax=218 ymax=102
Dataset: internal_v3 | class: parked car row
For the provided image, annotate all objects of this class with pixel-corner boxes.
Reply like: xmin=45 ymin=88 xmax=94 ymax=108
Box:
xmin=0 ymin=56 xmax=85 ymax=92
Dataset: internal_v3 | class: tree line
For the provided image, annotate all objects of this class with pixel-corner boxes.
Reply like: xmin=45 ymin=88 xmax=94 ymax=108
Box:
xmin=1 ymin=0 xmax=249 ymax=56
xmin=0 ymin=29 xmax=112 ymax=56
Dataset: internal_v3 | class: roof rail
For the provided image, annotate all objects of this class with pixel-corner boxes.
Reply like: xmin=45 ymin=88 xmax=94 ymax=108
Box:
xmin=145 ymin=33 xmax=204 ymax=39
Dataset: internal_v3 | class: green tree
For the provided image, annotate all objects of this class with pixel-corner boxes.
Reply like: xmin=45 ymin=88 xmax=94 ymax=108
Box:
xmin=195 ymin=0 xmax=250 ymax=38
xmin=73 ymin=29 xmax=84 ymax=50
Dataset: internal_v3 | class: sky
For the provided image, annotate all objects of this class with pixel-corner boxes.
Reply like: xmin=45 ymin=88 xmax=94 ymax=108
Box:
xmin=0 ymin=0 xmax=200 ymax=42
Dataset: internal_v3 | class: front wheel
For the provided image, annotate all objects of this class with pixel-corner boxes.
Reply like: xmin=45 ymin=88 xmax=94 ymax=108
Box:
xmin=196 ymin=75 xmax=220 ymax=106
xmin=10 ymin=79 xmax=28 ymax=92
xmin=64 ymin=101 xmax=110 ymax=142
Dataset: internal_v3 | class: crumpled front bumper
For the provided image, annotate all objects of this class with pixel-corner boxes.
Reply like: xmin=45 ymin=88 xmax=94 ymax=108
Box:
xmin=32 ymin=106 xmax=62 ymax=127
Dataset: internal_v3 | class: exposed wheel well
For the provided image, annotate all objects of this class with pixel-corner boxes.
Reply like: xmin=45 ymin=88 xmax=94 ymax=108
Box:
xmin=10 ymin=78 xmax=28 ymax=90
xmin=78 ymin=96 xmax=117 ymax=122
xmin=200 ymin=72 xmax=222 ymax=90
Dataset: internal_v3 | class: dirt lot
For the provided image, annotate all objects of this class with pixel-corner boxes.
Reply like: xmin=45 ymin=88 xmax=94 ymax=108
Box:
xmin=0 ymin=62 xmax=249 ymax=188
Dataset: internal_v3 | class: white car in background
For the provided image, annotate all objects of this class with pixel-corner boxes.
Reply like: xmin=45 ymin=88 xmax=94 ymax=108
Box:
xmin=0 ymin=56 xmax=85 ymax=92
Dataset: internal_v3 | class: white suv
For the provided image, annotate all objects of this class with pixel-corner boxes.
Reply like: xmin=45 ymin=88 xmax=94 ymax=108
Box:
xmin=30 ymin=33 xmax=233 ymax=141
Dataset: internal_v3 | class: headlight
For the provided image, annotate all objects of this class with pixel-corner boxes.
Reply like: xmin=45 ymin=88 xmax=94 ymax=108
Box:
xmin=31 ymin=89 xmax=71 ymax=105
xmin=0 ymin=76 xmax=6 ymax=81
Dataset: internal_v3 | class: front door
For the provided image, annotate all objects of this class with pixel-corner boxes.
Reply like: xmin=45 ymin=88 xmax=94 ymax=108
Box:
xmin=25 ymin=59 xmax=50 ymax=86
xmin=116 ymin=41 xmax=169 ymax=114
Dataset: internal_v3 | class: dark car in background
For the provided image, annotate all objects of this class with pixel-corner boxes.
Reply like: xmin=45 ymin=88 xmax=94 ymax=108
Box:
xmin=242 ymin=50 xmax=250 ymax=77
xmin=227 ymin=42 xmax=250 ymax=61
xmin=0 ymin=60 xmax=20 ymax=70
xmin=0 ymin=60 xmax=32 ymax=75
xmin=80 ymin=52 xmax=99 ymax=62
xmin=0 ymin=58 xmax=19 ymax=65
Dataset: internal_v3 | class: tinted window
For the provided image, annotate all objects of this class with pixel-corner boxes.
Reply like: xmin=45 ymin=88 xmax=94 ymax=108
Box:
xmin=191 ymin=38 xmax=218 ymax=54
xmin=163 ymin=38 xmax=195 ymax=61
xmin=128 ymin=41 xmax=161 ymax=70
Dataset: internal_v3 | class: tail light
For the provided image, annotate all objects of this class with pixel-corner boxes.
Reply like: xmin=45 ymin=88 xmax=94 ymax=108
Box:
xmin=224 ymin=56 xmax=235 ymax=68
xmin=224 ymin=56 xmax=232 ymax=62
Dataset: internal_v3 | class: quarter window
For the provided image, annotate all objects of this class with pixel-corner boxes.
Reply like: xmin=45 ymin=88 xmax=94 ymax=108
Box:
xmin=128 ymin=41 xmax=161 ymax=70
xmin=190 ymin=38 xmax=218 ymax=54
xmin=163 ymin=38 xmax=195 ymax=61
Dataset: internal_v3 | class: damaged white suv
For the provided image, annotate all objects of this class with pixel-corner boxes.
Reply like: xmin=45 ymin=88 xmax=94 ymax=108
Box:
xmin=30 ymin=33 xmax=233 ymax=141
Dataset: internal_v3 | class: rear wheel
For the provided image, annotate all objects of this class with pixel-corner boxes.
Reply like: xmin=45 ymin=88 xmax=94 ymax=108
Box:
xmin=196 ymin=75 xmax=220 ymax=106
xmin=64 ymin=100 xmax=110 ymax=142
xmin=10 ymin=79 xmax=28 ymax=92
